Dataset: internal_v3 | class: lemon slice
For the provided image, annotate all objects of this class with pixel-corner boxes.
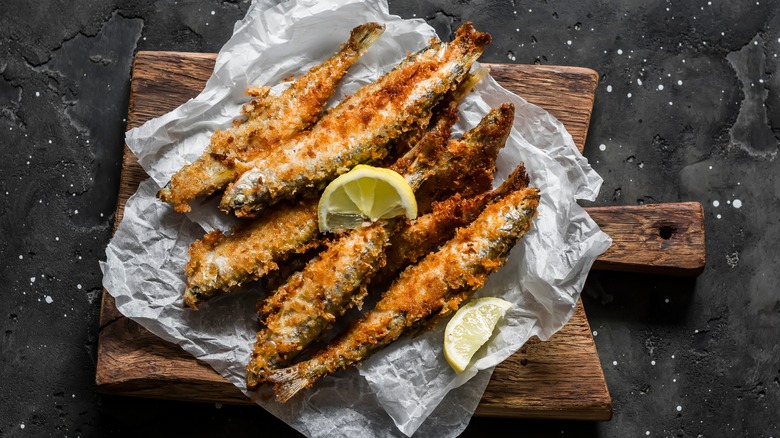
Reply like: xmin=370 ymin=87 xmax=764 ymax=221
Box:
xmin=318 ymin=164 xmax=417 ymax=233
xmin=444 ymin=297 xmax=513 ymax=373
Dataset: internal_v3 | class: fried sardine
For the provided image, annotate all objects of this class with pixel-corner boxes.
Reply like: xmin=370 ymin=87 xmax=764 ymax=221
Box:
xmin=220 ymin=23 xmax=492 ymax=217
xmin=183 ymin=69 xmax=488 ymax=309
xmin=263 ymin=184 xmax=540 ymax=402
xmin=246 ymin=104 xmax=516 ymax=387
xmin=158 ymin=23 xmax=385 ymax=212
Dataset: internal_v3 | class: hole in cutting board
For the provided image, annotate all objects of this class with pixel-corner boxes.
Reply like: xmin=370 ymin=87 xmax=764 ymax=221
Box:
xmin=658 ymin=225 xmax=676 ymax=240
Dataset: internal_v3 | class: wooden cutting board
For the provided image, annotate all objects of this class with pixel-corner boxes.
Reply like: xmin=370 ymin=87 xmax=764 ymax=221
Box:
xmin=96 ymin=51 xmax=706 ymax=421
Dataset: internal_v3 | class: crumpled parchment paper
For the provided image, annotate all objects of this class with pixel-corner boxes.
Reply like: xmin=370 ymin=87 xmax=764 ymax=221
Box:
xmin=101 ymin=0 xmax=613 ymax=436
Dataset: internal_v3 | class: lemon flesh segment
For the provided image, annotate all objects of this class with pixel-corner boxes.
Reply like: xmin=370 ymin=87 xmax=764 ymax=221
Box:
xmin=443 ymin=297 xmax=513 ymax=373
xmin=318 ymin=165 xmax=417 ymax=233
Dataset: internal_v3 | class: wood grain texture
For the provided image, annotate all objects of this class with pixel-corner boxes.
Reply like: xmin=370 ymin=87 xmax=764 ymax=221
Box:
xmin=590 ymin=202 xmax=706 ymax=275
xmin=98 ymin=51 xmax=621 ymax=420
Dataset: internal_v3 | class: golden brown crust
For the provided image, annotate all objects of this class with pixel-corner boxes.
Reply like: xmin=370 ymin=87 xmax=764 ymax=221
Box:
xmin=159 ymin=23 xmax=386 ymax=211
xmin=183 ymin=200 xmax=320 ymax=309
xmin=221 ymin=23 xmax=492 ymax=217
xmin=263 ymin=186 xmax=540 ymax=401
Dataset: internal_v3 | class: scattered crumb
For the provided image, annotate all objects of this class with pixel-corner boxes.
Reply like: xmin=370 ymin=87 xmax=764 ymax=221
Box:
xmin=45 ymin=296 xmax=53 ymax=304
xmin=726 ymin=252 xmax=739 ymax=268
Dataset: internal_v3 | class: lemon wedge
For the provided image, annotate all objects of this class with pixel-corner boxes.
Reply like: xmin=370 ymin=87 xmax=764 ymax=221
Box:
xmin=444 ymin=297 xmax=513 ymax=373
xmin=318 ymin=164 xmax=417 ymax=233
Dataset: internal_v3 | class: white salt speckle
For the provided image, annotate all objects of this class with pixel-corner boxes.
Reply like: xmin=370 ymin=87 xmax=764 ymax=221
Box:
xmin=665 ymin=298 xmax=670 ymax=303
xmin=617 ymin=49 xmax=623 ymax=55
xmin=717 ymin=214 xmax=722 ymax=219
xmin=19 ymin=255 xmax=23 ymax=260
xmin=754 ymin=41 xmax=758 ymax=45
xmin=657 ymin=84 xmax=664 ymax=91
xmin=35 ymin=92 xmax=40 ymax=97
xmin=45 ymin=296 xmax=53 ymax=304
xmin=677 ymin=80 xmax=683 ymax=85
xmin=694 ymin=329 xmax=699 ymax=334
xmin=709 ymin=165 xmax=713 ymax=170
xmin=210 ymin=10 xmax=215 ymax=15
xmin=713 ymin=200 xmax=720 ymax=207
xmin=607 ymin=85 xmax=613 ymax=92
xmin=669 ymin=101 xmax=673 ymax=105
xmin=637 ymin=78 xmax=643 ymax=85
xmin=55 ymin=237 xmax=60 ymax=241
xmin=599 ymin=144 xmax=607 ymax=151
xmin=593 ymin=330 xmax=598 ymax=336
xmin=30 ymin=277 xmax=36 ymax=283
xmin=651 ymin=360 xmax=656 ymax=366
xmin=671 ymin=355 xmax=675 ymax=359
xmin=21 ymin=424 xmax=25 ymax=429
xmin=48 ymin=140 xmax=52 ymax=144
xmin=676 ymin=405 xmax=682 ymax=412
xmin=77 ymin=284 xmax=82 ymax=290
xmin=612 ymin=360 xmax=618 ymax=366
xmin=733 ymin=199 xmax=742 ymax=209
xmin=646 ymin=432 xmax=650 ymax=436
xmin=567 ymin=40 xmax=572 ymax=45
xmin=727 ymin=200 xmax=731 ymax=205
xmin=673 ymin=378 xmax=677 ymax=382
xmin=74 ymin=209 xmax=79 ymax=215
xmin=627 ymin=93 xmax=632 ymax=98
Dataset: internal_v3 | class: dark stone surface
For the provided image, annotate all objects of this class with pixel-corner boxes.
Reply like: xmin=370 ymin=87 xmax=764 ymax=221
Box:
xmin=1 ymin=0 xmax=777 ymax=436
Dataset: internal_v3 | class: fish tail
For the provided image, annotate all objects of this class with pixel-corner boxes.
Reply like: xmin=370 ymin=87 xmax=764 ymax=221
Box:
xmin=347 ymin=22 xmax=385 ymax=55
xmin=456 ymin=66 xmax=489 ymax=99
xmin=453 ymin=21 xmax=493 ymax=52
xmin=157 ymin=182 xmax=175 ymax=205
xmin=493 ymin=163 xmax=530 ymax=198
xmin=265 ymin=366 xmax=314 ymax=403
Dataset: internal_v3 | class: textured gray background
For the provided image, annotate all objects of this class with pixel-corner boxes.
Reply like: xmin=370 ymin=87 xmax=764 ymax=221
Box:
xmin=1 ymin=0 xmax=778 ymax=436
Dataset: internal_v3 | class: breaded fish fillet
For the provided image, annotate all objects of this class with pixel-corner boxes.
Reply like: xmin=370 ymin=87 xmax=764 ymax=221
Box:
xmin=158 ymin=22 xmax=385 ymax=212
xmin=182 ymin=69 xmax=487 ymax=310
xmin=246 ymin=105 xmax=516 ymax=386
xmin=378 ymin=162 xmax=530 ymax=287
xmin=263 ymin=185 xmax=540 ymax=402
xmin=220 ymin=22 xmax=492 ymax=217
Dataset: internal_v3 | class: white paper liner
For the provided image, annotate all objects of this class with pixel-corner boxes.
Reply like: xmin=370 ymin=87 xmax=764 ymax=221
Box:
xmin=102 ymin=0 xmax=612 ymax=436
